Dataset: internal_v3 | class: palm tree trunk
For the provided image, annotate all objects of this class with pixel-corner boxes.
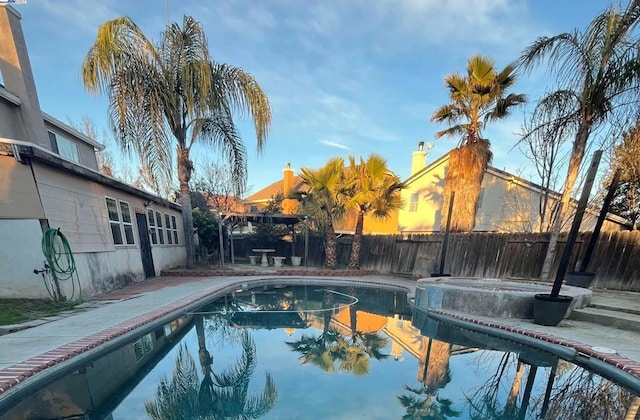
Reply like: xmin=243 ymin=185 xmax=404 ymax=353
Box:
xmin=325 ymin=212 xmax=338 ymax=269
xmin=625 ymin=396 xmax=640 ymax=420
xmin=178 ymin=147 xmax=196 ymax=268
xmin=424 ymin=340 xmax=452 ymax=389
xmin=348 ymin=210 xmax=364 ymax=269
xmin=180 ymin=183 xmax=196 ymax=268
xmin=442 ymin=142 xmax=490 ymax=232
xmin=505 ymin=362 xmax=524 ymax=416
xmin=539 ymin=124 xmax=589 ymax=280
xmin=196 ymin=315 xmax=212 ymax=377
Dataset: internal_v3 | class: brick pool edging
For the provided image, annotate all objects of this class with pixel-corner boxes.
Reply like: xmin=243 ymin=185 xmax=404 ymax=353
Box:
xmin=428 ymin=308 xmax=640 ymax=382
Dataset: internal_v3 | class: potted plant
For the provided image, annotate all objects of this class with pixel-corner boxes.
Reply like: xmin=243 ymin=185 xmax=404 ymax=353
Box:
xmin=534 ymin=151 xmax=602 ymax=326
xmin=566 ymin=168 xmax=620 ymax=289
xmin=291 ymin=256 xmax=302 ymax=266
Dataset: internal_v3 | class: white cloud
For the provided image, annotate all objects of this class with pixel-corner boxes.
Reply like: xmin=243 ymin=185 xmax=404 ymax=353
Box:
xmin=319 ymin=138 xmax=351 ymax=150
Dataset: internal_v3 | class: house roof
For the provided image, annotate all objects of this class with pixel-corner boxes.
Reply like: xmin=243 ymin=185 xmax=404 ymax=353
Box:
xmin=405 ymin=150 xmax=558 ymax=198
xmin=0 ymin=138 xmax=181 ymax=211
xmin=42 ymin=112 xmax=105 ymax=151
xmin=244 ymin=176 xmax=304 ymax=202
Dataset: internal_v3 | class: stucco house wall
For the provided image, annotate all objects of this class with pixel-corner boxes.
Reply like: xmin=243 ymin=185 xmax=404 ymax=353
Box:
xmin=0 ymin=6 xmax=187 ymax=299
xmin=398 ymin=157 xmax=447 ymax=233
xmin=399 ymin=152 xmax=629 ymax=234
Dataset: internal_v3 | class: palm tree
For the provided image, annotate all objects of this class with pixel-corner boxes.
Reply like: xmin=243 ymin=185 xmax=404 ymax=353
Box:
xmin=518 ymin=2 xmax=640 ymax=280
xmin=145 ymin=332 xmax=277 ymax=419
xmin=211 ymin=332 xmax=278 ymax=418
xmin=346 ymin=154 xmax=405 ymax=269
xmin=82 ymin=16 xmax=271 ymax=267
xmin=144 ymin=344 xmax=203 ymax=420
xmin=397 ymin=384 xmax=461 ymax=420
xmin=431 ymin=55 xmax=526 ymax=232
xmin=294 ymin=157 xmax=347 ymax=269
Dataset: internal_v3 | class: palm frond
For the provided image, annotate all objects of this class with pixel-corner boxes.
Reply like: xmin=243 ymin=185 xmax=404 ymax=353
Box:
xmin=210 ymin=63 xmax=271 ymax=153
xmin=193 ymin=106 xmax=247 ymax=196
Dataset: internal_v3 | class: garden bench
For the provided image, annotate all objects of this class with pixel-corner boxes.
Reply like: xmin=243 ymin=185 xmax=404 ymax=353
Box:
xmin=271 ymin=256 xmax=286 ymax=268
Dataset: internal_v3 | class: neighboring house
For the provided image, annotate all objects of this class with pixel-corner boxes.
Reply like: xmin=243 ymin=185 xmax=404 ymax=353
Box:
xmin=399 ymin=142 xmax=629 ymax=233
xmin=243 ymin=163 xmax=399 ymax=234
xmin=246 ymin=141 xmax=628 ymax=237
xmin=0 ymin=6 xmax=185 ymax=299
xmin=243 ymin=163 xmax=303 ymax=215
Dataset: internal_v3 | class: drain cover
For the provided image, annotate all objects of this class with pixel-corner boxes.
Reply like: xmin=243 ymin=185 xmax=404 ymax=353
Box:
xmin=591 ymin=346 xmax=617 ymax=354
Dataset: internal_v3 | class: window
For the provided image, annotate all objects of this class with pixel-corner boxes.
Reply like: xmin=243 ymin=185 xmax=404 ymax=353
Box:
xmin=165 ymin=214 xmax=173 ymax=244
xmin=172 ymin=215 xmax=179 ymax=244
xmin=48 ymin=131 xmax=80 ymax=164
xmin=0 ymin=68 xmax=4 ymax=87
xmin=106 ymin=198 xmax=135 ymax=245
xmin=156 ymin=211 xmax=165 ymax=244
xmin=106 ymin=198 xmax=123 ymax=245
xmin=147 ymin=209 xmax=157 ymax=245
xmin=120 ymin=201 xmax=135 ymax=244
xmin=133 ymin=333 xmax=153 ymax=362
xmin=409 ymin=192 xmax=419 ymax=212
xmin=250 ymin=205 xmax=258 ymax=213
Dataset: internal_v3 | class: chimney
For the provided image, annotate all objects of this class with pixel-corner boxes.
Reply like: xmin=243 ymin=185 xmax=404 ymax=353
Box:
xmin=411 ymin=141 xmax=427 ymax=175
xmin=282 ymin=163 xmax=296 ymax=214
xmin=0 ymin=6 xmax=49 ymax=148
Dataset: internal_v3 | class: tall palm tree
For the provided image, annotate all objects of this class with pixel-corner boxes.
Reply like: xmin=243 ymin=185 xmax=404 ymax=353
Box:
xmin=294 ymin=157 xmax=347 ymax=269
xmin=346 ymin=154 xmax=405 ymax=269
xmin=397 ymin=385 xmax=461 ymax=420
xmin=145 ymin=333 xmax=277 ymax=419
xmin=431 ymin=55 xmax=526 ymax=232
xmin=82 ymin=16 xmax=271 ymax=267
xmin=518 ymin=2 xmax=640 ymax=280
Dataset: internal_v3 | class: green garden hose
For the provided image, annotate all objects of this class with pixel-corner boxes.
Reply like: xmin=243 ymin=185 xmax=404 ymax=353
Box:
xmin=41 ymin=228 xmax=81 ymax=302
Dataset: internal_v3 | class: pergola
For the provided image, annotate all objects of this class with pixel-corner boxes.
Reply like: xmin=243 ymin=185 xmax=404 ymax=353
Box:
xmin=218 ymin=212 xmax=310 ymax=266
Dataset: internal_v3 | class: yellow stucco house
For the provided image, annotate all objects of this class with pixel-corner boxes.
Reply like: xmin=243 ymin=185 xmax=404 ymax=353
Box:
xmin=399 ymin=142 xmax=628 ymax=233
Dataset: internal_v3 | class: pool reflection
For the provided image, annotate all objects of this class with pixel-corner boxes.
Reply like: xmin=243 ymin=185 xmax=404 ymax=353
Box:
xmin=1 ymin=284 xmax=638 ymax=420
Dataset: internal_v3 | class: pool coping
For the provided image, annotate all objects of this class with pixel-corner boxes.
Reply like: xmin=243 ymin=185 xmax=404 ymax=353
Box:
xmin=426 ymin=309 xmax=640 ymax=394
xmin=1 ymin=275 xmax=639 ymax=402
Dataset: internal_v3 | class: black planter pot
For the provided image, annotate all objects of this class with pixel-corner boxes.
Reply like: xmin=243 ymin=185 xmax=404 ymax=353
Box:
xmin=533 ymin=294 xmax=574 ymax=326
xmin=565 ymin=271 xmax=595 ymax=288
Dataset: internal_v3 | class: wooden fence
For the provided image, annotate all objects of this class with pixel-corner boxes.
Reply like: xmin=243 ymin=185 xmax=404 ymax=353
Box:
xmin=232 ymin=231 xmax=640 ymax=291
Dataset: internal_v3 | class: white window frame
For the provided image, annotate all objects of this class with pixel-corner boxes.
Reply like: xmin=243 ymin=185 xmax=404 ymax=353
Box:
xmin=171 ymin=215 xmax=179 ymax=244
xmin=155 ymin=210 xmax=165 ymax=245
xmin=147 ymin=209 xmax=157 ymax=245
xmin=409 ymin=192 xmax=419 ymax=212
xmin=164 ymin=213 xmax=173 ymax=245
xmin=106 ymin=197 xmax=135 ymax=246
xmin=48 ymin=131 xmax=80 ymax=164
xmin=119 ymin=201 xmax=135 ymax=245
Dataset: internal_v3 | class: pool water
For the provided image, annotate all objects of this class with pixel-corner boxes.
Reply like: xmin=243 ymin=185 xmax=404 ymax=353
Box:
xmin=2 ymin=283 xmax=639 ymax=419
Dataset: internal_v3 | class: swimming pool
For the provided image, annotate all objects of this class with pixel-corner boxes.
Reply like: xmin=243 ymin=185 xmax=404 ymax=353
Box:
xmin=1 ymin=282 xmax=639 ymax=419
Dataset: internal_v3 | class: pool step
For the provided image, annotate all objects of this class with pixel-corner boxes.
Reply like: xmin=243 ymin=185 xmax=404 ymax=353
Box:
xmin=569 ymin=307 xmax=640 ymax=332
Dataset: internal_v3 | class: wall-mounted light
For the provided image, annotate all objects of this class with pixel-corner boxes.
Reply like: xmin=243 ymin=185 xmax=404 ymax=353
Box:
xmin=144 ymin=200 xmax=154 ymax=207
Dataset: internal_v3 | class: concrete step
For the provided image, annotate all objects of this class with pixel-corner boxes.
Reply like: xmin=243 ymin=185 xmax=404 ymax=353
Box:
xmin=589 ymin=302 xmax=640 ymax=316
xmin=570 ymin=306 xmax=640 ymax=332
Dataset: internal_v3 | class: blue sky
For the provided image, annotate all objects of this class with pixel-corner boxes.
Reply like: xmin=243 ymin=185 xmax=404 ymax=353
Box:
xmin=17 ymin=0 xmax=611 ymax=195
